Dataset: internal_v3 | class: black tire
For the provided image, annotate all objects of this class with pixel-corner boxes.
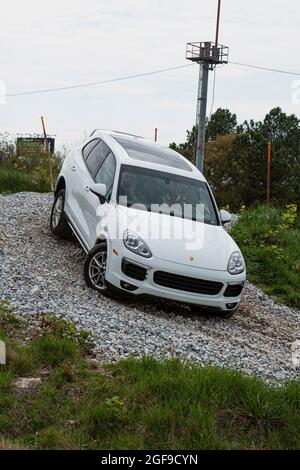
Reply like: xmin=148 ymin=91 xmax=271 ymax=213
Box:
xmin=84 ymin=243 xmax=120 ymax=299
xmin=50 ymin=189 xmax=73 ymax=239
xmin=189 ymin=304 xmax=237 ymax=319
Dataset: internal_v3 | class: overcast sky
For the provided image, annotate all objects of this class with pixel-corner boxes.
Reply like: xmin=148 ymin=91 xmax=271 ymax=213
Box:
xmin=1 ymin=0 xmax=300 ymax=149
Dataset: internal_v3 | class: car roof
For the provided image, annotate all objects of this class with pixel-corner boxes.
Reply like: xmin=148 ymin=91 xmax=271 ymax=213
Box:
xmin=88 ymin=129 xmax=206 ymax=181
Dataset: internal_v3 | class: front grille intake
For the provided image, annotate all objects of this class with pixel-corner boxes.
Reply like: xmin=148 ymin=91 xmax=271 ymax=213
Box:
xmin=224 ymin=283 xmax=244 ymax=297
xmin=153 ymin=271 xmax=223 ymax=295
xmin=121 ymin=259 xmax=147 ymax=281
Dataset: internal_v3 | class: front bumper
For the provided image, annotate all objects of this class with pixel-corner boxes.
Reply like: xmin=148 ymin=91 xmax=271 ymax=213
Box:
xmin=106 ymin=243 xmax=246 ymax=311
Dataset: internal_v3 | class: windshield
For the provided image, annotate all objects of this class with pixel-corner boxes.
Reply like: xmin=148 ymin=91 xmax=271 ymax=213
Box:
xmin=117 ymin=165 xmax=219 ymax=225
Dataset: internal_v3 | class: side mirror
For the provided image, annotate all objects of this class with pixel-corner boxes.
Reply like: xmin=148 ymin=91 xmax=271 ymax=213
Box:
xmin=220 ymin=209 xmax=232 ymax=225
xmin=89 ymin=183 xmax=107 ymax=204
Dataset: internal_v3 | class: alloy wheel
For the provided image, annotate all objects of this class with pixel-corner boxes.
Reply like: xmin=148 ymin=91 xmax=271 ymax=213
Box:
xmin=88 ymin=250 xmax=107 ymax=290
xmin=52 ymin=195 xmax=63 ymax=229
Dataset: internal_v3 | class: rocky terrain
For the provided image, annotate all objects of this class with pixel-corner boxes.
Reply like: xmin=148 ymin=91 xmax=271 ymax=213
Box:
xmin=0 ymin=192 xmax=299 ymax=383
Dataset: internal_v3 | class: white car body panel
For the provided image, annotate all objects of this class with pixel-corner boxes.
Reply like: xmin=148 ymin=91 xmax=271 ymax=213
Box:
xmin=116 ymin=205 xmax=240 ymax=271
xmin=55 ymin=129 xmax=246 ymax=311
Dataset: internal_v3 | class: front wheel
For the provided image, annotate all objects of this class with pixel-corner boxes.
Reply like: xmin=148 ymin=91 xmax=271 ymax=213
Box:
xmin=84 ymin=243 xmax=120 ymax=298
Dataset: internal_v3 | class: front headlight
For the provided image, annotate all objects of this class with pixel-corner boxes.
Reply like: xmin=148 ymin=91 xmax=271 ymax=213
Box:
xmin=123 ymin=230 xmax=152 ymax=258
xmin=227 ymin=251 xmax=245 ymax=275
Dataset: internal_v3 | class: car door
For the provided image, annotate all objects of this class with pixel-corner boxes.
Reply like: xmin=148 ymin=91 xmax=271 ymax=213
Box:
xmin=77 ymin=140 xmax=116 ymax=248
xmin=66 ymin=139 xmax=101 ymax=244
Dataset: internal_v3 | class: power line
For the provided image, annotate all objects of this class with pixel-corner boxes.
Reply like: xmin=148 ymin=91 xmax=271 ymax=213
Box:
xmin=2 ymin=60 xmax=300 ymax=100
xmin=1 ymin=64 xmax=195 ymax=98
xmin=208 ymin=60 xmax=300 ymax=118
xmin=229 ymin=61 xmax=300 ymax=76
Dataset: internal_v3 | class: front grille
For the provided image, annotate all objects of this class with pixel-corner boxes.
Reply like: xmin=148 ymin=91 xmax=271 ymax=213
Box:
xmin=224 ymin=283 xmax=244 ymax=297
xmin=121 ymin=259 xmax=147 ymax=281
xmin=153 ymin=271 xmax=223 ymax=295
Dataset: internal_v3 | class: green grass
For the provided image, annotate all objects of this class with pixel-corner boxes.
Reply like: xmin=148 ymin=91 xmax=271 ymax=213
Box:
xmin=230 ymin=205 xmax=300 ymax=308
xmin=0 ymin=169 xmax=51 ymax=193
xmin=0 ymin=302 xmax=299 ymax=450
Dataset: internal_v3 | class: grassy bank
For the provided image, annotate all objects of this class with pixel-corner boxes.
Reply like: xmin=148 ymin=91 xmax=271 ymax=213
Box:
xmin=0 ymin=144 xmax=61 ymax=193
xmin=230 ymin=204 xmax=300 ymax=308
xmin=0 ymin=169 xmax=51 ymax=194
xmin=0 ymin=301 xmax=299 ymax=450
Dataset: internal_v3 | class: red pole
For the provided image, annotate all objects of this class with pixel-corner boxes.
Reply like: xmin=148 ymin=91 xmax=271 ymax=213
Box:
xmin=41 ymin=116 xmax=54 ymax=191
xmin=154 ymin=128 xmax=158 ymax=142
xmin=215 ymin=0 xmax=222 ymax=45
xmin=267 ymin=142 xmax=271 ymax=206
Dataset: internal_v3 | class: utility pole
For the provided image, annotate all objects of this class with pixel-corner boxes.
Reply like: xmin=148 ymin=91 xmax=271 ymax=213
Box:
xmin=195 ymin=64 xmax=209 ymax=171
xmin=154 ymin=128 xmax=158 ymax=142
xmin=186 ymin=0 xmax=229 ymax=173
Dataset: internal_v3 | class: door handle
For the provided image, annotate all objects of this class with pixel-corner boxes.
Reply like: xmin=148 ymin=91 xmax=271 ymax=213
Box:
xmin=84 ymin=185 xmax=90 ymax=192
xmin=71 ymin=165 xmax=76 ymax=172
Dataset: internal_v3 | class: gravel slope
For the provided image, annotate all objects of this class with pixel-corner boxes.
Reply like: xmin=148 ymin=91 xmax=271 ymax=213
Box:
xmin=0 ymin=192 xmax=299 ymax=384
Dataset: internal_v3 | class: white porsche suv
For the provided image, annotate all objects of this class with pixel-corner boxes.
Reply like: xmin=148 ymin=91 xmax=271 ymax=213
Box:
xmin=50 ymin=129 xmax=246 ymax=317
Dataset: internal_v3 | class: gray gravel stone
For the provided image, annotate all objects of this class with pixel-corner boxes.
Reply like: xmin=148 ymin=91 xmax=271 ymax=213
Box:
xmin=30 ymin=285 xmax=41 ymax=297
xmin=0 ymin=192 xmax=300 ymax=384
xmin=14 ymin=377 xmax=42 ymax=390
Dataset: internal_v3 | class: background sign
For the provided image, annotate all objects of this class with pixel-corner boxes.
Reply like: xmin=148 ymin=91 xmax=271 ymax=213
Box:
xmin=16 ymin=137 xmax=55 ymax=157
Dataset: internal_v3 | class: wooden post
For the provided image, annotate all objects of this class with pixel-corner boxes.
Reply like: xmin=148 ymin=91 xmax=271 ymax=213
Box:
xmin=267 ymin=141 xmax=271 ymax=206
xmin=154 ymin=128 xmax=158 ymax=142
xmin=41 ymin=116 xmax=54 ymax=191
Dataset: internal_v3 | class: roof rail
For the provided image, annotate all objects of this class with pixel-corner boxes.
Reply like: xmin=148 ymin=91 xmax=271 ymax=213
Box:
xmin=90 ymin=129 xmax=144 ymax=139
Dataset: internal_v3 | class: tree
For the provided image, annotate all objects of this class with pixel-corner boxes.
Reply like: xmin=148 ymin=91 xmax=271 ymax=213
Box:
xmin=170 ymin=107 xmax=300 ymax=210
xmin=170 ymin=108 xmax=237 ymax=164
xmin=261 ymin=108 xmax=300 ymax=204
xmin=170 ymin=126 xmax=197 ymax=164
xmin=205 ymin=133 xmax=237 ymax=208
xmin=206 ymin=108 xmax=237 ymax=141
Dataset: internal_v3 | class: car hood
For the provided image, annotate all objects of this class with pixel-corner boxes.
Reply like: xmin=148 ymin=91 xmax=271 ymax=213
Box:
xmin=116 ymin=205 xmax=240 ymax=271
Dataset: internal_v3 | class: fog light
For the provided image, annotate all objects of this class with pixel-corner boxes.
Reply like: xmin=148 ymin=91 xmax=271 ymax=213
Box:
xmin=120 ymin=281 xmax=138 ymax=292
xmin=226 ymin=302 xmax=238 ymax=310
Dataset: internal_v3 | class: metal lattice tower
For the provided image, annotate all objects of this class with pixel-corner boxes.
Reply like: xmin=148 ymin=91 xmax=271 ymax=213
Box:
xmin=186 ymin=1 xmax=229 ymax=173
xmin=186 ymin=41 xmax=229 ymax=69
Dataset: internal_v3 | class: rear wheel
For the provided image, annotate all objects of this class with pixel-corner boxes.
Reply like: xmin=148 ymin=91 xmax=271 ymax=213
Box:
xmin=84 ymin=243 xmax=120 ymax=298
xmin=50 ymin=189 xmax=73 ymax=239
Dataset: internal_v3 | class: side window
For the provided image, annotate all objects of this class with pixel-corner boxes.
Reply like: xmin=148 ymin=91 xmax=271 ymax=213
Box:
xmin=82 ymin=139 xmax=99 ymax=161
xmin=95 ymin=152 xmax=116 ymax=199
xmin=94 ymin=141 xmax=110 ymax=173
xmin=85 ymin=140 xmax=110 ymax=178
xmin=86 ymin=144 xmax=101 ymax=176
